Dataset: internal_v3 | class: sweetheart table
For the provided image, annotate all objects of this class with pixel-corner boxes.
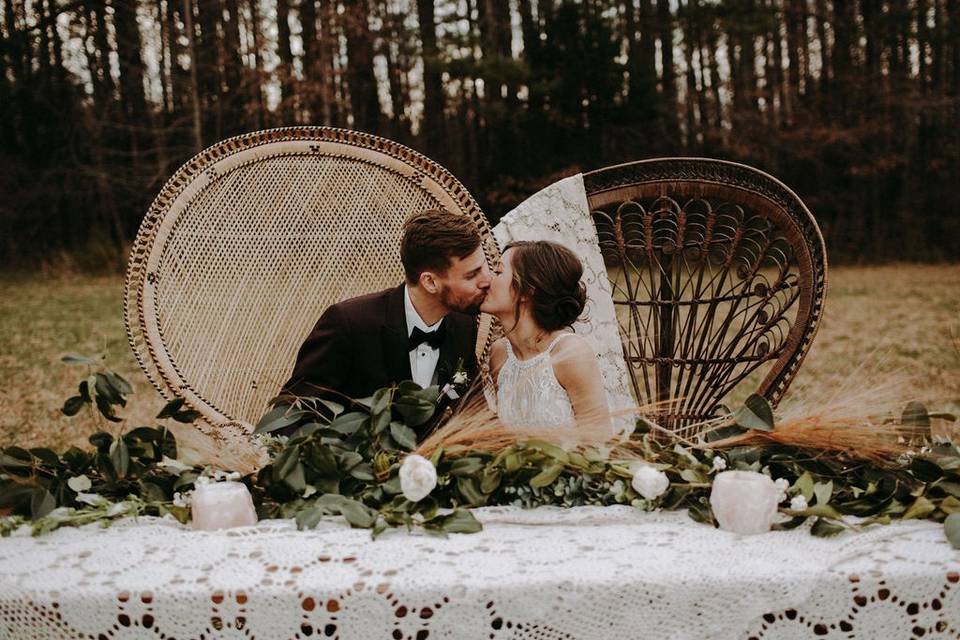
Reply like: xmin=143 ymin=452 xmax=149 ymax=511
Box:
xmin=0 ymin=506 xmax=957 ymax=639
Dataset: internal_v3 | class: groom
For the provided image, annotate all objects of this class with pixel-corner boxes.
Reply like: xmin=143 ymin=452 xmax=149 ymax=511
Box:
xmin=279 ymin=208 xmax=492 ymax=424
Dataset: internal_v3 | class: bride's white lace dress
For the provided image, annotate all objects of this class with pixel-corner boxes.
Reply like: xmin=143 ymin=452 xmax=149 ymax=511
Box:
xmin=494 ymin=333 xmax=577 ymax=430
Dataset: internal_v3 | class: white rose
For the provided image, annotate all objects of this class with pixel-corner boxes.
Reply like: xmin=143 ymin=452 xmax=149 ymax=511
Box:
xmin=399 ymin=455 xmax=437 ymax=502
xmin=711 ymin=456 xmax=727 ymax=472
xmin=790 ymin=495 xmax=808 ymax=511
xmin=631 ymin=465 xmax=670 ymax=500
xmin=452 ymin=371 xmax=469 ymax=385
xmin=67 ymin=475 xmax=92 ymax=492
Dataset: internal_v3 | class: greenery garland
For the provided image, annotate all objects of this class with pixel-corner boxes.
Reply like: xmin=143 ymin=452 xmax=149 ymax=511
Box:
xmin=1 ymin=356 xmax=959 ymax=548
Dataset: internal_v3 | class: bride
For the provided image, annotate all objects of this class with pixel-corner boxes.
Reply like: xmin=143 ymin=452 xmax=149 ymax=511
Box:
xmin=480 ymin=240 xmax=610 ymax=433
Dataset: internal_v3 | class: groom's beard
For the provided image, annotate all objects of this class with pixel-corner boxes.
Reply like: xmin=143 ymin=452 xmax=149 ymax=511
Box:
xmin=439 ymin=286 xmax=486 ymax=315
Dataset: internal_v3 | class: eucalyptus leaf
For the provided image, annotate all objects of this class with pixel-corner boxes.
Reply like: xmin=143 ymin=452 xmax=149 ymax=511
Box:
xmin=349 ymin=463 xmax=375 ymax=481
xmin=389 ymin=422 xmax=417 ymax=451
xmin=329 ymin=412 xmax=369 ymax=436
xmin=945 ymin=513 xmax=960 ymax=550
xmin=109 ymin=437 xmax=130 ymax=478
xmin=529 ymin=461 xmax=564 ymax=488
xmin=433 ymin=509 xmax=482 ymax=534
xmin=30 ymin=488 xmax=56 ymax=520
xmin=449 ymin=457 xmax=486 ymax=477
xmin=284 ymin=463 xmax=307 ymax=492
xmin=813 ymin=480 xmax=833 ymax=506
xmin=62 ymin=396 xmax=86 ymax=416
xmin=457 ymin=477 xmax=485 ymax=506
xmin=732 ymin=394 xmax=775 ymax=432
xmin=810 ymin=517 xmax=845 ymax=537
xmin=253 ymin=405 xmax=307 ymax=434
xmin=62 ymin=354 xmax=99 ymax=365
xmin=156 ymin=398 xmax=186 ymax=419
xmin=903 ymin=496 xmax=936 ymax=520
xmin=295 ymin=506 xmax=327 ymax=530
xmin=338 ymin=499 xmax=378 ymax=528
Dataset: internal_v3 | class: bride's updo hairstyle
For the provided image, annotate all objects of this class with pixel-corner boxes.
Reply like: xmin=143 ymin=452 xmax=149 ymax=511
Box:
xmin=505 ymin=240 xmax=586 ymax=331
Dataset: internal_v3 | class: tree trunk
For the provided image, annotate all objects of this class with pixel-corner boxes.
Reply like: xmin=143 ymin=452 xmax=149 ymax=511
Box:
xmin=183 ymin=0 xmax=205 ymax=149
xmin=275 ymin=0 xmax=295 ymax=122
xmin=657 ymin=0 xmax=678 ymax=137
xmin=416 ymin=0 xmax=444 ymax=154
xmin=342 ymin=0 xmax=380 ymax=131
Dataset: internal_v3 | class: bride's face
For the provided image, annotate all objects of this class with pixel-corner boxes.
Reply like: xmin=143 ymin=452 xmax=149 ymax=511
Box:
xmin=479 ymin=249 xmax=518 ymax=315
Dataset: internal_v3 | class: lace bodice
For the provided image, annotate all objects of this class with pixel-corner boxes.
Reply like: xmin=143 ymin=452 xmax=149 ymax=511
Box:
xmin=495 ymin=334 xmax=577 ymax=429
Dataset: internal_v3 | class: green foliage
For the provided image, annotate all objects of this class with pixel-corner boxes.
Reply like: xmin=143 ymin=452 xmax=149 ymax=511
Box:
xmin=4 ymin=362 xmax=960 ymax=544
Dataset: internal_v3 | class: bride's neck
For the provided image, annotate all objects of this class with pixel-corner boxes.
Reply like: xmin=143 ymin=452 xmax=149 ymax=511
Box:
xmin=500 ymin=310 xmax=554 ymax=359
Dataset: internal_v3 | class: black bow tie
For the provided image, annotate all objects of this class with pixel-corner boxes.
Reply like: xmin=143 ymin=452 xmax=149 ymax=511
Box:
xmin=408 ymin=324 xmax=446 ymax=351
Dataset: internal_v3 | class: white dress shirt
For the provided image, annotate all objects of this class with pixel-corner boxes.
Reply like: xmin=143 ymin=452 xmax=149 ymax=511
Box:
xmin=404 ymin=285 xmax=442 ymax=388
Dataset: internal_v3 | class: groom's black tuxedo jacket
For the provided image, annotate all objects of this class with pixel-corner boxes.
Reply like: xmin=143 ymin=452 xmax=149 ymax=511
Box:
xmin=281 ymin=284 xmax=478 ymax=407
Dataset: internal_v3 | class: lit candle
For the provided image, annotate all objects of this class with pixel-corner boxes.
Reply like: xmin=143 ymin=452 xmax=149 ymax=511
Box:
xmin=709 ymin=470 xmax=780 ymax=535
xmin=191 ymin=481 xmax=258 ymax=531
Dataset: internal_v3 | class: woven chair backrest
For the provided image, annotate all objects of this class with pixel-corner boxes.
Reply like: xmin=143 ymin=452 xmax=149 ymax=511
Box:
xmin=583 ymin=158 xmax=827 ymax=430
xmin=125 ymin=128 xmax=496 ymax=431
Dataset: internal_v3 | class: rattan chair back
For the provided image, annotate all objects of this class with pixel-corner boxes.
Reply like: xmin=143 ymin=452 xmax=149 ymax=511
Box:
xmin=125 ymin=128 xmax=496 ymax=434
xmin=583 ymin=158 xmax=827 ymax=429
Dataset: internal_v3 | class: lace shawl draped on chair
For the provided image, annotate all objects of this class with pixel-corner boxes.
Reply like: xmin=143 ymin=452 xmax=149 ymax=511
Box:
xmin=490 ymin=174 xmax=635 ymax=422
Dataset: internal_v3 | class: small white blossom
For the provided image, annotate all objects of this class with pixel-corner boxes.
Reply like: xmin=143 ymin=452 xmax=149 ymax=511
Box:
xmin=452 ymin=371 xmax=469 ymax=385
xmin=789 ymin=495 xmax=808 ymax=511
xmin=225 ymin=471 xmax=241 ymax=481
xmin=195 ymin=475 xmax=212 ymax=486
xmin=67 ymin=475 xmax=92 ymax=492
xmin=399 ymin=455 xmax=437 ymax=502
xmin=172 ymin=492 xmax=191 ymax=508
xmin=631 ymin=465 xmax=670 ymax=501
xmin=774 ymin=478 xmax=790 ymax=503
xmin=711 ymin=456 xmax=727 ymax=472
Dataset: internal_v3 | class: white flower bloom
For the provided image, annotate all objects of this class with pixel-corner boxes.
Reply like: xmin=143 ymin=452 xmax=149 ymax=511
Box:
xmin=452 ymin=371 xmax=469 ymax=385
xmin=399 ymin=454 xmax=437 ymax=502
xmin=67 ymin=475 xmax=92 ymax=492
xmin=631 ymin=465 xmax=670 ymax=501
xmin=711 ymin=456 xmax=727 ymax=472
xmin=225 ymin=471 xmax=241 ymax=481
xmin=774 ymin=478 xmax=790 ymax=503
xmin=76 ymin=492 xmax=107 ymax=507
xmin=195 ymin=475 xmax=212 ymax=486
xmin=172 ymin=492 xmax=191 ymax=508
xmin=790 ymin=495 xmax=808 ymax=511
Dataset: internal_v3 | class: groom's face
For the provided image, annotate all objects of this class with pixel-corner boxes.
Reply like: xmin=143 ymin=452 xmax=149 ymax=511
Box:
xmin=433 ymin=246 xmax=491 ymax=314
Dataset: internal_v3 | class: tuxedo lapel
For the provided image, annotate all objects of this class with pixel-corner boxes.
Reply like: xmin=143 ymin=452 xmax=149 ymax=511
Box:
xmin=381 ymin=284 xmax=412 ymax=385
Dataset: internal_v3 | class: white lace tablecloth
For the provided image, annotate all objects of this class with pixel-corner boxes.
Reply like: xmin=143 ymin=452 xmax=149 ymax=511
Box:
xmin=0 ymin=506 xmax=958 ymax=639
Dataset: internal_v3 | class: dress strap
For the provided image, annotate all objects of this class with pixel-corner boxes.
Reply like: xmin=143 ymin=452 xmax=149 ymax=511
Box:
xmin=545 ymin=331 xmax=577 ymax=353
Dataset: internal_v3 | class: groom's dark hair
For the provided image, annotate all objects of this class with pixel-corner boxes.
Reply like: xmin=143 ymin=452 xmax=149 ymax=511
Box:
xmin=401 ymin=209 xmax=482 ymax=284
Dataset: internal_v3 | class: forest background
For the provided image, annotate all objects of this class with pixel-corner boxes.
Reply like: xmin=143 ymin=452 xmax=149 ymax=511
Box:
xmin=1 ymin=0 xmax=959 ymax=271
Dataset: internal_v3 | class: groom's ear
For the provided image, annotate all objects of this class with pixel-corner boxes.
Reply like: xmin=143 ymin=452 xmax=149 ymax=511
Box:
xmin=419 ymin=271 xmax=440 ymax=294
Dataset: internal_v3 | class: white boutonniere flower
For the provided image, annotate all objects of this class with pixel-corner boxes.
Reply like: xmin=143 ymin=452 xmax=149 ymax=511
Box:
xmin=399 ymin=454 xmax=437 ymax=502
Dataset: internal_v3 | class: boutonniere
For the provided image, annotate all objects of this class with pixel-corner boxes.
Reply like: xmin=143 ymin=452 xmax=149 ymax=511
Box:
xmin=439 ymin=358 xmax=470 ymax=401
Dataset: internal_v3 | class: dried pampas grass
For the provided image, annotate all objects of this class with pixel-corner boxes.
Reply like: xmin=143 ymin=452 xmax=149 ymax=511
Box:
xmin=693 ymin=371 xmax=922 ymax=465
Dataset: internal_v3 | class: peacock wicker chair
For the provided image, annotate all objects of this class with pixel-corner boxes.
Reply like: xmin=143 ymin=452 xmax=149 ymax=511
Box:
xmin=124 ymin=127 xmax=498 ymax=443
xmin=583 ymin=158 xmax=828 ymax=433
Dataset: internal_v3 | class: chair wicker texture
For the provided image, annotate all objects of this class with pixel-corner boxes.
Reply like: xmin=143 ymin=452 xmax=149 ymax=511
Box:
xmin=583 ymin=158 xmax=828 ymax=430
xmin=124 ymin=127 xmax=496 ymax=434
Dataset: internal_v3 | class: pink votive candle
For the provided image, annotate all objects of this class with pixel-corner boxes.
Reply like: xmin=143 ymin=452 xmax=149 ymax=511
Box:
xmin=191 ymin=481 xmax=258 ymax=531
xmin=709 ymin=470 xmax=780 ymax=535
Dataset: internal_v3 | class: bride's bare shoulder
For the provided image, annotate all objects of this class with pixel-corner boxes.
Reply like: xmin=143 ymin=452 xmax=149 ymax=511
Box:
xmin=488 ymin=338 xmax=509 ymax=376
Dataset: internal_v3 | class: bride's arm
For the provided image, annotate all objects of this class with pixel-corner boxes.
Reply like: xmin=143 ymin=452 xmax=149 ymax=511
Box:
xmin=551 ymin=335 xmax=610 ymax=428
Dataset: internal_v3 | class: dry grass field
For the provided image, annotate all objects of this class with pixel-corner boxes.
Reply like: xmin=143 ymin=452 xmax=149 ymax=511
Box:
xmin=1 ymin=264 xmax=958 ymax=452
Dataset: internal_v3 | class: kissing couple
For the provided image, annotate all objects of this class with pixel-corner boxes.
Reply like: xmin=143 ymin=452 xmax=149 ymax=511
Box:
xmin=278 ymin=207 xmax=611 ymax=440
